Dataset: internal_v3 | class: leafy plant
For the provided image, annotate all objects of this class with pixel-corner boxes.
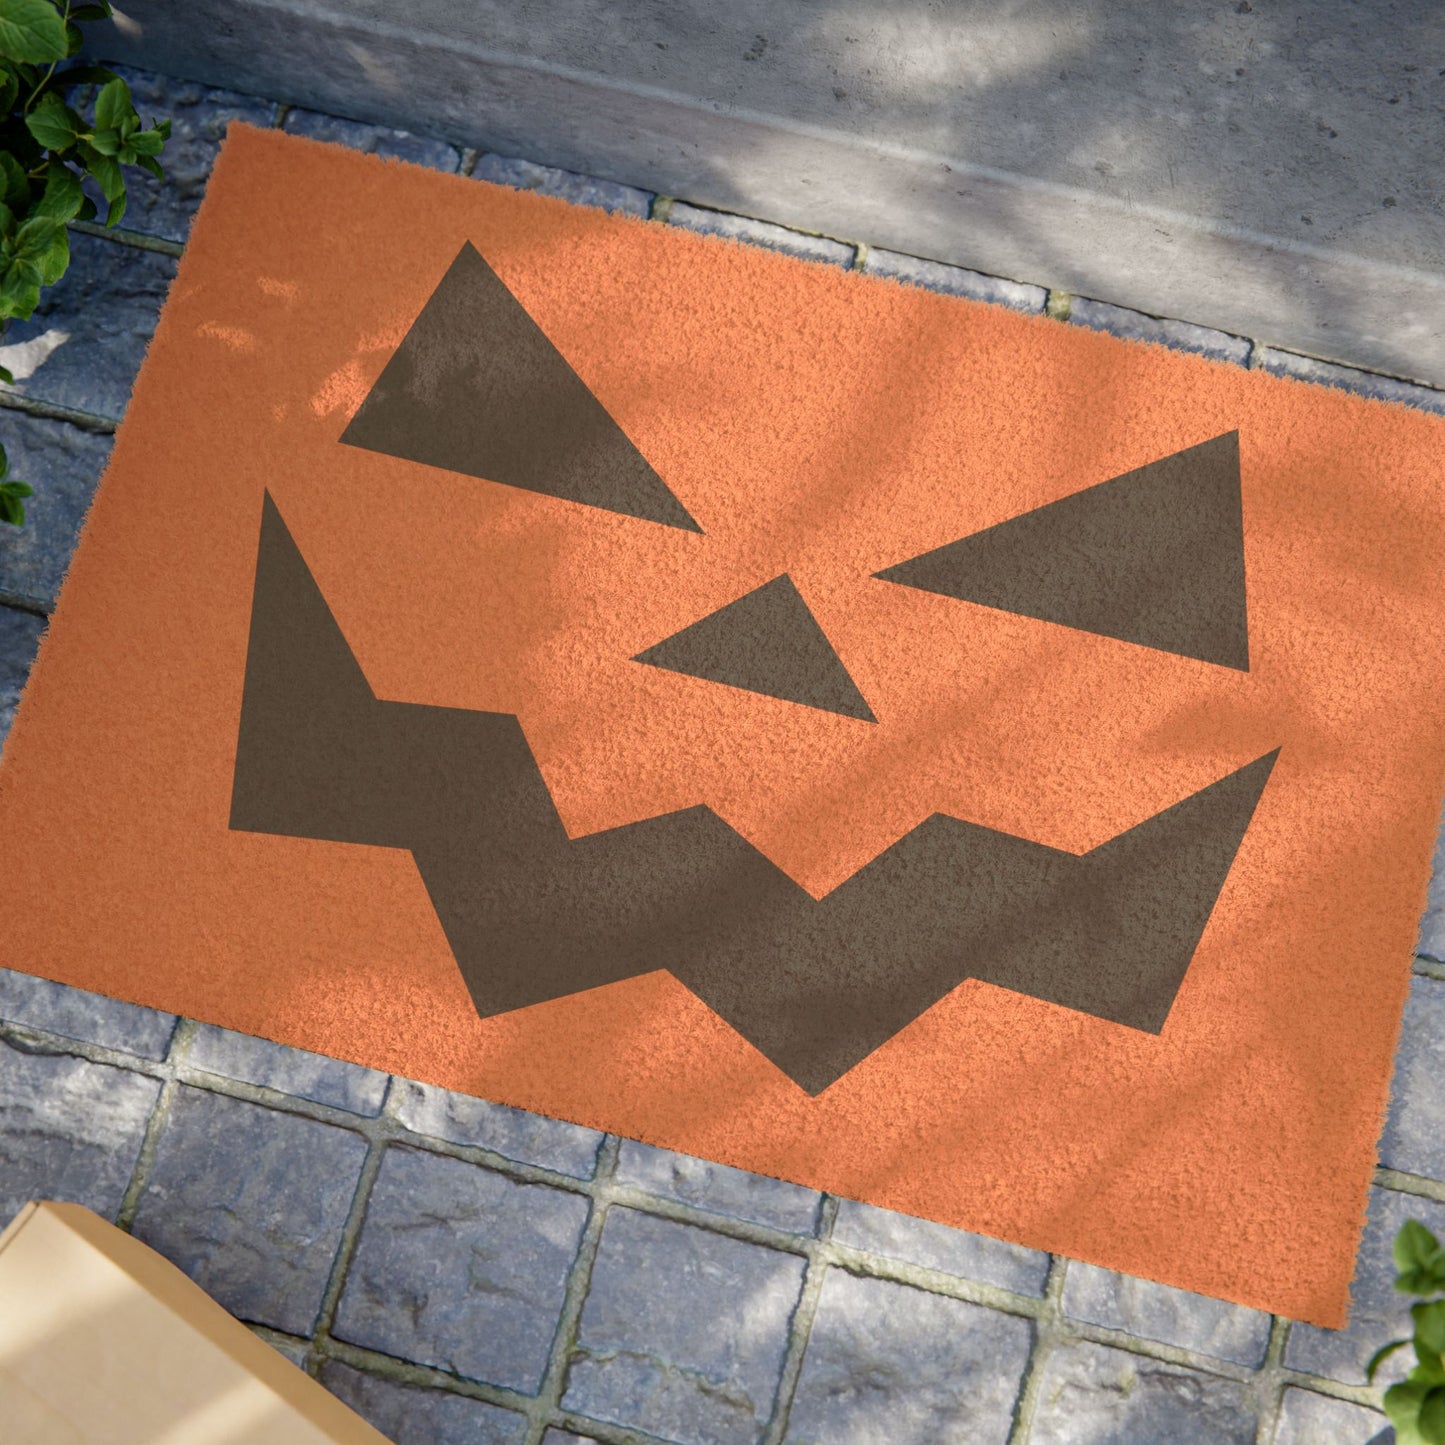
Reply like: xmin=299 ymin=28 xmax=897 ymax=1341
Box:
xmin=0 ymin=0 xmax=171 ymax=524
xmin=1367 ymin=1219 xmax=1445 ymax=1444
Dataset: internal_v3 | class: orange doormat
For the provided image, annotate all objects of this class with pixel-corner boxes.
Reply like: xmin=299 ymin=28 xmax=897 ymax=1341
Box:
xmin=3 ymin=123 xmax=1443 ymax=1328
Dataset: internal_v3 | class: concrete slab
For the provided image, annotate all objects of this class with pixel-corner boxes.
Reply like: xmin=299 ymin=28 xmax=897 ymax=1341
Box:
xmin=89 ymin=1 xmax=1445 ymax=385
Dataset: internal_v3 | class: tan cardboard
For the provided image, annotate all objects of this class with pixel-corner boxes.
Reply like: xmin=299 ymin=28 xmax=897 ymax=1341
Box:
xmin=0 ymin=1201 xmax=389 ymax=1444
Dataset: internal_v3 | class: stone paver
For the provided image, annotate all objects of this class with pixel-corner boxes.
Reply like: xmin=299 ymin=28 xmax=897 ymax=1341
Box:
xmin=188 ymin=1022 xmax=388 ymax=1116
xmin=0 ymin=603 xmax=43 ymax=748
xmin=0 ymin=413 xmax=112 ymax=611
xmin=860 ymin=246 xmax=1047 ymax=312
xmin=0 ymin=1036 xmax=160 ymax=1226
xmin=1068 ymin=296 xmax=1253 ymax=365
xmin=785 ymin=1269 xmax=1031 ymax=1445
xmin=614 ymin=1138 xmax=819 ymax=1233
xmin=1254 ymin=346 xmax=1445 ymax=416
xmin=75 ymin=63 xmax=278 ymax=242
xmin=0 ymin=967 xmax=176 ymax=1059
xmin=389 ymin=1077 xmax=602 ymax=1177
xmin=667 ymin=202 xmax=854 ymax=266
xmin=318 ymin=1361 xmax=527 ymax=1445
xmin=563 ymin=1206 xmax=805 ymax=1445
xmin=1272 ymin=1387 xmax=1391 ymax=1445
xmin=542 ymin=1433 xmax=601 ymax=1444
xmin=129 ymin=1085 xmax=368 ymax=1335
xmin=831 ymin=1197 xmax=1050 ymax=1297
xmin=334 ymin=1144 xmax=588 ymax=1392
xmin=1378 ymin=975 xmax=1445 ymax=1181
xmin=472 ymin=152 xmax=653 ymax=217
xmin=1060 ymin=1259 xmax=1272 ymax=1367
xmin=283 ymin=107 xmax=462 ymax=172
xmin=1027 ymin=1340 xmax=1258 ymax=1444
xmin=0 ymin=231 xmax=177 ymax=422
xmin=1285 ymin=1184 xmax=1445 ymax=1387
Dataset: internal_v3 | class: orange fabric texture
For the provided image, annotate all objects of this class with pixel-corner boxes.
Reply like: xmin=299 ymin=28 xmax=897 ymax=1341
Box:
xmin=4 ymin=123 xmax=1444 ymax=1326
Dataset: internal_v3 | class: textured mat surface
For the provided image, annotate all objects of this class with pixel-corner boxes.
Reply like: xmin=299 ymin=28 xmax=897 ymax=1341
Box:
xmin=3 ymin=123 xmax=1444 ymax=1327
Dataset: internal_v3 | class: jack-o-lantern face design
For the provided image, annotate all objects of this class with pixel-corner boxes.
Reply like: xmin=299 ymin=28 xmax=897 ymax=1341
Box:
xmin=230 ymin=242 xmax=1276 ymax=1094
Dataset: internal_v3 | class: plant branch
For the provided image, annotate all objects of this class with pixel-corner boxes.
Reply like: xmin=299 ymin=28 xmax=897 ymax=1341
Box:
xmin=22 ymin=0 xmax=72 ymax=113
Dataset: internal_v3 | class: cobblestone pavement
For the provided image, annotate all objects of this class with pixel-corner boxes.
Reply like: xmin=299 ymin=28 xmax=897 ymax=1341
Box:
xmin=2 ymin=62 xmax=1442 ymax=1444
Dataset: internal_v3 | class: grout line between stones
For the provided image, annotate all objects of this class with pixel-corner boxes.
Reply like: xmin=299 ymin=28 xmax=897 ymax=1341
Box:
xmin=0 ymin=591 xmax=49 ymax=618
xmin=519 ymin=1133 xmax=622 ymax=1445
xmin=66 ymin=217 xmax=184 ymax=257
xmin=114 ymin=1017 xmax=197 ymax=1229
xmin=1251 ymin=1313 xmax=1294 ymax=1444
xmin=458 ymin=147 xmax=481 ymax=177
xmin=311 ymin=1335 xmax=541 ymax=1418
xmin=1043 ymin=289 xmax=1071 ymax=322
xmin=0 ymin=386 xmax=117 ymax=434
xmin=1006 ymin=1253 xmax=1068 ymax=1443
xmin=1414 ymin=955 xmax=1445 ymax=982
xmin=1374 ymin=1165 xmax=1445 ymax=1205
xmin=305 ymin=1121 xmax=390 ymax=1357
xmin=758 ymin=1193 xmax=838 ymax=1445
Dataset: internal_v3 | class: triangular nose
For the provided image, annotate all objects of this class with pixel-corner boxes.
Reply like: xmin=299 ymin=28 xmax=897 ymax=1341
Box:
xmin=632 ymin=574 xmax=876 ymax=722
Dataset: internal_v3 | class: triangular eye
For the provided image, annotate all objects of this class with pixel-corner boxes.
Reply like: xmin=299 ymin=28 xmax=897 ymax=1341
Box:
xmin=633 ymin=574 xmax=876 ymax=722
xmin=340 ymin=241 xmax=699 ymax=531
xmin=874 ymin=432 xmax=1249 ymax=670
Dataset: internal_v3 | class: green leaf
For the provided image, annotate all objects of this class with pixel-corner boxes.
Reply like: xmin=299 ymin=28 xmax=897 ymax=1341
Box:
xmin=0 ymin=255 xmax=41 ymax=317
xmin=81 ymin=144 xmax=121 ymax=199
xmin=103 ymin=187 xmax=123 ymax=227
xmin=14 ymin=212 xmax=59 ymax=260
xmin=33 ymin=161 xmax=81 ymax=220
xmin=127 ymin=125 xmax=164 ymax=155
xmin=0 ymin=200 xmax=15 ymax=237
xmin=1422 ymin=1387 xmax=1445 ymax=1445
xmin=134 ymin=152 xmax=162 ymax=181
xmin=0 ymin=480 xmax=32 ymax=499
xmin=93 ymin=76 xmax=129 ymax=131
xmin=87 ymin=125 xmax=119 ymax=155
xmin=0 ymin=0 xmax=70 ymax=64
xmin=34 ymin=220 xmax=64 ymax=283
xmin=1418 ymin=1303 xmax=1445 ymax=1358
xmin=25 ymin=91 xmax=80 ymax=151
xmin=1387 ymin=1379 xmax=1433 ymax=1432
xmin=0 ymin=150 xmax=27 ymax=210
xmin=64 ymin=19 xmax=81 ymax=56
xmin=1369 ymin=1337 xmax=1415 ymax=1383
xmin=0 ymin=63 xmax=18 ymax=112
xmin=75 ymin=190 xmax=95 ymax=221
xmin=0 ymin=441 xmax=9 ymax=473
xmin=1397 ymin=1223 xmax=1445 ymax=1283
xmin=0 ymin=490 xmax=24 ymax=525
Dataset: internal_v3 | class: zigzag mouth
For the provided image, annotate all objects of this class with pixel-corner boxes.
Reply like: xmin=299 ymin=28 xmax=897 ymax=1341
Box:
xmin=230 ymin=494 xmax=1278 ymax=1094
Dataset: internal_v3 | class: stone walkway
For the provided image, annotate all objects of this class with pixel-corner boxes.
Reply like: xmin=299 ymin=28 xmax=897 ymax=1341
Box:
xmin=2 ymin=61 xmax=1443 ymax=1445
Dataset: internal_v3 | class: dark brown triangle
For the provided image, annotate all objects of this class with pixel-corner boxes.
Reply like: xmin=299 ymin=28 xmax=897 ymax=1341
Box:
xmin=338 ymin=241 xmax=699 ymax=531
xmin=632 ymin=574 xmax=876 ymax=722
xmin=230 ymin=500 xmax=1277 ymax=1094
xmin=875 ymin=431 xmax=1250 ymax=669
